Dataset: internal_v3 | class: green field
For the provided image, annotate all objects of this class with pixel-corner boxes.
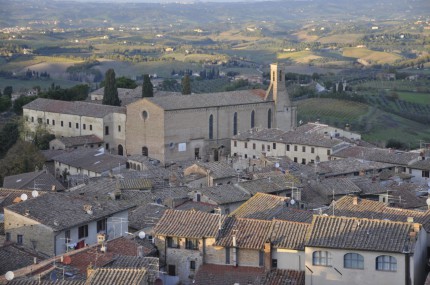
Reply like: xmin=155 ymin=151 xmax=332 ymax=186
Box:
xmin=0 ymin=78 xmax=79 ymax=92
xmin=342 ymin=47 xmax=402 ymax=64
xmin=396 ymin=91 xmax=430 ymax=105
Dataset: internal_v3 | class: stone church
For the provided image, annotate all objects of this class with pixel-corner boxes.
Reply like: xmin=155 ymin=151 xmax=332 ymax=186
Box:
xmin=125 ymin=63 xmax=296 ymax=163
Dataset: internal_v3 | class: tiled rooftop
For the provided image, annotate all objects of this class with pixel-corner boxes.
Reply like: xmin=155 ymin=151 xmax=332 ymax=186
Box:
xmin=410 ymin=158 xmax=430 ymax=170
xmin=189 ymin=161 xmax=237 ymax=179
xmin=174 ymin=200 xmax=216 ymax=213
xmin=145 ymin=89 xmax=269 ymax=110
xmin=0 ymin=244 xmax=45 ymax=275
xmin=262 ymin=269 xmax=305 ymax=285
xmin=24 ymin=98 xmax=125 ymax=117
xmin=270 ymin=220 xmax=310 ymax=250
xmin=52 ymin=149 xmax=127 ymax=174
xmin=316 ymin=157 xmax=394 ymax=177
xmin=0 ymin=188 xmax=47 ymax=213
xmin=52 ymin=135 xmax=103 ymax=148
xmin=309 ymin=177 xmax=362 ymax=196
xmin=197 ymin=184 xmax=251 ymax=205
xmin=129 ymin=203 xmax=167 ymax=231
xmin=87 ymin=268 xmax=147 ymax=285
xmin=6 ymin=280 xmax=85 ymax=285
xmin=305 ymin=215 xmax=419 ymax=253
xmin=6 ymin=192 xmax=133 ymax=231
xmin=332 ymin=145 xmax=419 ymax=165
xmin=237 ymin=176 xmax=297 ymax=195
xmin=193 ymin=264 xmax=265 ymax=285
xmin=215 ymin=217 xmax=272 ymax=249
xmin=154 ymin=209 xmax=225 ymax=238
xmin=3 ymin=170 xmax=65 ymax=192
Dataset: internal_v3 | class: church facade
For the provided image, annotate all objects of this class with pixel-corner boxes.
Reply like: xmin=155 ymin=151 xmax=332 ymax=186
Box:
xmin=125 ymin=63 xmax=296 ymax=163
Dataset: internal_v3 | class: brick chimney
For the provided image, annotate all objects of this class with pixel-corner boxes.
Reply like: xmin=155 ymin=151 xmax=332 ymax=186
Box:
xmin=352 ymin=196 xmax=358 ymax=205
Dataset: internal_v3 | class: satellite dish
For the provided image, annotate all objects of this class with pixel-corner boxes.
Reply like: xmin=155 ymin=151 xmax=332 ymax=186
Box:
xmin=5 ymin=271 xmax=14 ymax=281
xmin=20 ymin=194 xmax=28 ymax=201
xmin=275 ymin=163 xmax=280 ymax=168
xmin=426 ymin=198 xmax=430 ymax=206
xmin=290 ymin=199 xmax=296 ymax=205
xmin=63 ymin=256 xmax=72 ymax=265
xmin=32 ymin=190 xmax=39 ymax=198
xmin=138 ymin=231 xmax=146 ymax=239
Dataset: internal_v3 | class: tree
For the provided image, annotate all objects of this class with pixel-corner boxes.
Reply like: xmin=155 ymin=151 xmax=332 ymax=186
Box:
xmin=0 ymin=140 xmax=45 ymax=187
xmin=181 ymin=75 xmax=191 ymax=95
xmin=103 ymin=69 xmax=120 ymax=106
xmin=0 ymin=96 xmax=11 ymax=112
xmin=0 ymin=121 xmax=19 ymax=159
xmin=142 ymin=74 xmax=154 ymax=98
xmin=3 ymin=86 xmax=13 ymax=98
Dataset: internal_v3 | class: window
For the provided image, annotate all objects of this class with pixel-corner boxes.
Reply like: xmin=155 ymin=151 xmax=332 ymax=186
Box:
xmin=286 ymin=145 xmax=290 ymax=151
xmin=118 ymin=125 xmax=121 ymax=132
xmin=312 ymin=251 xmax=332 ymax=266
xmin=302 ymin=158 xmax=306 ymax=165
xmin=262 ymin=145 xmax=265 ymax=151
xmin=251 ymin=110 xmax=255 ymax=128
xmin=423 ymin=171 xmax=430 ymax=178
xmin=37 ymin=118 xmax=42 ymax=124
xmin=31 ymin=117 xmax=34 ymax=122
xmin=61 ymin=121 xmax=64 ymax=127
xmin=234 ymin=141 xmax=237 ymax=147
xmin=311 ymin=147 xmax=315 ymax=154
xmin=253 ymin=143 xmax=256 ymax=150
xmin=17 ymin=234 xmax=23 ymax=245
xmin=65 ymin=230 xmax=71 ymax=243
xmin=259 ymin=250 xmax=264 ymax=266
xmin=294 ymin=145 xmax=298 ymax=151
xmin=233 ymin=112 xmax=238 ymax=135
xmin=294 ymin=157 xmax=298 ymax=163
xmin=76 ymin=123 xmax=79 ymax=129
xmin=47 ymin=119 xmax=50 ymax=124
xmin=78 ymin=225 xmax=88 ymax=239
xmin=186 ymin=238 xmax=198 ymax=250
xmin=327 ymin=149 xmax=331 ymax=155
xmin=105 ymin=143 xmax=109 ymax=150
xmin=344 ymin=253 xmax=364 ymax=269
xmin=6 ymin=232 xmax=10 ymax=241
xmin=167 ymin=237 xmax=179 ymax=248
xmin=90 ymin=125 xmax=93 ymax=131
xmin=225 ymin=247 xmax=230 ymax=264
xmin=268 ymin=109 xmax=272 ymax=128
xmin=142 ymin=147 xmax=148 ymax=157
xmin=302 ymin=146 xmax=306 ymax=152
xmin=272 ymin=259 xmax=278 ymax=268
xmin=376 ymin=255 xmax=397 ymax=272
xmin=105 ymin=126 xmax=109 ymax=135
xmin=209 ymin=114 xmax=214 ymax=139
xmin=83 ymin=124 xmax=86 ymax=130
xmin=244 ymin=142 xmax=248 ymax=149
xmin=69 ymin=122 xmax=71 ymax=128
xmin=97 ymin=218 xmax=107 ymax=233
xmin=273 ymin=143 xmax=276 ymax=150
xmin=52 ymin=120 xmax=55 ymax=126
xmin=168 ymin=265 xmax=176 ymax=276
xmin=190 ymin=260 xmax=196 ymax=270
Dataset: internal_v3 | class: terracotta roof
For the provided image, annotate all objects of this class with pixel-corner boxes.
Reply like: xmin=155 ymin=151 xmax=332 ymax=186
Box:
xmin=87 ymin=268 xmax=147 ymax=285
xmin=193 ymin=264 xmax=265 ymax=285
xmin=129 ymin=203 xmax=167 ymax=231
xmin=154 ymin=209 xmax=224 ymax=238
xmin=24 ymin=98 xmax=125 ymax=117
xmin=193 ymin=161 xmax=237 ymax=179
xmin=107 ymin=256 xmax=158 ymax=269
xmin=236 ymin=176 xmax=296 ymax=195
xmin=145 ymin=89 xmax=270 ymax=111
xmin=0 ymin=244 xmax=46 ymax=275
xmin=263 ymin=269 xmax=305 ymax=285
xmin=6 ymin=192 xmax=134 ymax=232
xmin=332 ymin=145 xmax=419 ymax=165
xmin=53 ymin=149 xmax=127 ymax=174
xmin=316 ymin=157 xmax=394 ymax=177
xmin=215 ymin=217 xmax=272 ymax=249
xmin=231 ymin=193 xmax=313 ymax=222
xmin=233 ymin=128 xmax=286 ymax=141
xmin=3 ymin=170 xmax=65 ymax=192
xmin=349 ymin=177 xmax=387 ymax=195
xmin=197 ymin=184 xmax=251 ymax=205
xmin=270 ymin=220 xmax=310 ymax=250
xmin=306 ymin=215 xmax=419 ymax=253
xmin=326 ymin=195 xmax=430 ymax=231
xmin=117 ymin=178 xmax=152 ymax=190
xmin=52 ymin=135 xmax=103 ymax=148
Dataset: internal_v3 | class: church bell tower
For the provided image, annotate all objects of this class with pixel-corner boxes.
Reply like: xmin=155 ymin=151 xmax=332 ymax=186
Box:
xmin=265 ymin=63 xmax=297 ymax=131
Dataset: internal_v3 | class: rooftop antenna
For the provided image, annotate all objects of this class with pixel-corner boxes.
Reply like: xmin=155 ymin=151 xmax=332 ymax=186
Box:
xmin=332 ymin=189 xmax=335 ymax=216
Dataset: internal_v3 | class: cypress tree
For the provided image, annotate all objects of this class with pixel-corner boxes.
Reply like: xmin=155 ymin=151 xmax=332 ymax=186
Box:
xmin=142 ymin=74 xmax=154 ymax=97
xmin=181 ymin=75 xmax=191 ymax=95
xmin=103 ymin=69 xmax=120 ymax=106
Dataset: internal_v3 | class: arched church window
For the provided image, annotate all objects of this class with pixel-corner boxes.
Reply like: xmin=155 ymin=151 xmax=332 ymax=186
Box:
xmin=233 ymin=112 xmax=238 ymax=135
xmin=209 ymin=114 xmax=214 ymax=139
xmin=268 ymin=109 xmax=272 ymax=129
xmin=251 ymin=110 xmax=255 ymax=129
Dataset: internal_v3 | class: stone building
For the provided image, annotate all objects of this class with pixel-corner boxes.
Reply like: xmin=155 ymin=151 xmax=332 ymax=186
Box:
xmin=125 ymin=63 xmax=296 ymax=163
xmin=23 ymin=98 xmax=126 ymax=155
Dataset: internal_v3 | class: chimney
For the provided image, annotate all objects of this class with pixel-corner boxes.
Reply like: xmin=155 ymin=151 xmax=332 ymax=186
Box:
xmin=413 ymin=223 xmax=420 ymax=233
xmin=87 ymin=263 xmax=94 ymax=278
xmin=352 ymin=196 xmax=358 ymax=205
xmin=51 ymin=185 xmax=56 ymax=192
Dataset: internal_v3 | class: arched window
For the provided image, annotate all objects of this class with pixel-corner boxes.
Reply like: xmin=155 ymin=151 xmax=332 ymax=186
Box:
xmin=268 ymin=109 xmax=272 ymax=129
xmin=250 ymin=110 xmax=255 ymax=129
xmin=209 ymin=114 xmax=214 ymax=139
xmin=233 ymin=112 xmax=238 ymax=135
xmin=344 ymin=253 xmax=364 ymax=269
xmin=142 ymin=147 xmax=148 ymax=157
xmin=118 ymin=144 xmax=123 ymax=156
xmin=376 ymin=255 xmax=397 ymax=272
xmin=312 ymin=251 xmax=332 ymax=266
